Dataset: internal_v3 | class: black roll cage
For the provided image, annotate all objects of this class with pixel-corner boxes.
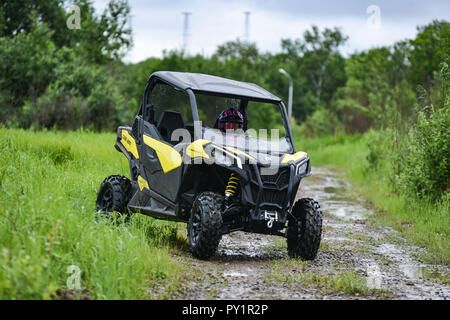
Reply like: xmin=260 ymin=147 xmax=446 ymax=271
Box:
xmin=140 ymin=75 xmax=296 ymax=154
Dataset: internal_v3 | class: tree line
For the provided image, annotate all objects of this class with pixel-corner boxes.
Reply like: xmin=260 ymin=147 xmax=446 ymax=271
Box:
xmin=0 ymin=1 xmax=447 ymax=133
xmin=1 ymin=1 xmax=448 ymax=202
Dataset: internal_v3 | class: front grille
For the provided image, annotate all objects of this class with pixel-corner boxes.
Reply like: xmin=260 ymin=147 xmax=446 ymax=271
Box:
xmin=260 ymin=167 xmax=289 ymax=188
xmin=261 ymin=189 xmax=285 ymax=205
xmin=260 ymin=172 xmax=278 ymax=184
xmin=248 ymin=166 xmax=291 ymax=207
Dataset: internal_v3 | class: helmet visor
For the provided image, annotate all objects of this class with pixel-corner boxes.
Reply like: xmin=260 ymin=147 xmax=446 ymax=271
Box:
xmin=224 ymin=122 xmax=242 ymax=130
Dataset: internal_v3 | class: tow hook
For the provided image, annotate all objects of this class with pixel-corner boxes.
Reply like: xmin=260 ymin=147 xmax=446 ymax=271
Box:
xmin=267 ymin=217 xmax=274 ymax=228
xmin=264 ymin=211 xmax=278 ymax=229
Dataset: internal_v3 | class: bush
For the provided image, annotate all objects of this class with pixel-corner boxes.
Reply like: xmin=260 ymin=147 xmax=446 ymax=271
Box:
xmin=365 ymin=130 xmax=390 ymax=171
xmin=22 ymin=88 xmax=87 ymax=130
xmin=20 ymin=54 xmax=130 ymax=131
xmin=397 ymin=105 xmax=449 ymax=201
xmin=368 ymin=63 xmax=450 ymax=202
xmin=0 ymin=21 xmax=58 ymax=121
xmin=397 ymin=63 xmax=449 ymax=201
xmin=297 ymin=108 xmax=343 ymax=137
xmin=0 ymin=16 xmax=132 ymax=132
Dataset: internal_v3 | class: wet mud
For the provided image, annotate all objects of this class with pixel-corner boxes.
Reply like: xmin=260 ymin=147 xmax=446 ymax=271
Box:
xmin=174 ymin=167 xmax=449 ymax=300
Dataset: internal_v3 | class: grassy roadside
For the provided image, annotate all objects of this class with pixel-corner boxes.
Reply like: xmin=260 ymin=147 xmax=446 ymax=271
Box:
xmin=294 ymin=133 xmax=449 ymax=265
xmin=0 ymin=127 xmax=447 ymax=299
xmin=0 ymin=128 xmax=188 ymax=299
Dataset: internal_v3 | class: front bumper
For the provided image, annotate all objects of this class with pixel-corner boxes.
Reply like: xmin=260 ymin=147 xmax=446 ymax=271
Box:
xmin=242 ymin=157 xmax=310 ymax=230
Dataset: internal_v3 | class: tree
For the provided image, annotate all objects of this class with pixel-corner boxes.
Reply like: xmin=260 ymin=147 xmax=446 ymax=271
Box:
xmin=409 ymin=20 xmax=450 ymax=88
xmin=281 ymin=26 xmax=348 ymax=104
xmin=0 ymin=0 xmax=66 ymax=39
xmin=215 ymin=39 xmax=259 ymax=63
xmin=69 ymin=0 xmax=132 ymax=64
xmin=0 ymin=19 xmax=58 ymax=121
xmin=0 ymin=1 xmax=132 ymax=129
xmin=336 ymin=45 xmax=415 ymax=132
xmin=0 ymin=0 xmax=132 ymax=64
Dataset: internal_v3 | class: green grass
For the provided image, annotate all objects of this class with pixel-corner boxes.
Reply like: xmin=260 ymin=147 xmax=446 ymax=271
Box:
xmin=0 ymin=127 xmax=447 ymax=298
xmin=295 ymin=133 xmax=449 ymax=265
xmin=0 ymin=128 xmax=188 ymax=299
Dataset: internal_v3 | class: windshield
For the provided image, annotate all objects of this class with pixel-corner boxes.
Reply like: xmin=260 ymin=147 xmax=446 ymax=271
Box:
xmin=195 ymin=92 xmax=292 ymax=154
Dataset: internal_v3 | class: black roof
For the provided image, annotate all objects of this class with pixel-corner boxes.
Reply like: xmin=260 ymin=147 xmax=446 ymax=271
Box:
xmin=150 ymin=71 xmax=281 ymax=102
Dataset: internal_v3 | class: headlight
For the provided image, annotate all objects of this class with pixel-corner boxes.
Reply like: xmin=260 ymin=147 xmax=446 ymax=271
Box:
xmin=209 ymin=145 xmax=242 ymax=169
xmin=214 ymin=151 xmax=233 ymax=167
xmin=296 ymin=161 xmax=308 ymax=176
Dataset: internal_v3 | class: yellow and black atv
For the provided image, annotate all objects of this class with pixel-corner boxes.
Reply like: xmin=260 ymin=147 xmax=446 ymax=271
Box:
xmin=96 ymin=71 xmax=322 ymax=260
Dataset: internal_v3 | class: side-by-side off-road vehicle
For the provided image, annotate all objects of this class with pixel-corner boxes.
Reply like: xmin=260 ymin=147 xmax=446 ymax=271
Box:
xmin=96 ymin=71 xmax=322 ymax=260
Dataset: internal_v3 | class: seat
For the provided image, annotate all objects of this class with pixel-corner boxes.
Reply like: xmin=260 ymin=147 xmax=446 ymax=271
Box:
xmin=157 ymin=111 xmax=185 ymax=143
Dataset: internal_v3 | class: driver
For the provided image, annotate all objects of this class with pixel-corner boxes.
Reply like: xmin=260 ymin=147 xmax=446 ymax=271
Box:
xmin=214 ymin=108 xmax=244 ymax=132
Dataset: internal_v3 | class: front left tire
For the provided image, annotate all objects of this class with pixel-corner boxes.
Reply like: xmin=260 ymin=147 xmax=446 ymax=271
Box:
xmin=95 ymin=175 xmax=131 ymax=218
xmin=187 ymin=192 xmax=223 ymax=260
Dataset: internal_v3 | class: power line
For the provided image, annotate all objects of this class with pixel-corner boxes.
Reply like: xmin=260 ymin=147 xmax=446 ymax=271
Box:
xmin=182 ymin=12 xmax=192 ymax=54
xmin=243 ymin=11 xmax=251 ymax=42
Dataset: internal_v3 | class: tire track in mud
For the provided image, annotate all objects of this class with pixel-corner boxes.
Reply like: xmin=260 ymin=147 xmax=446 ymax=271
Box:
xmin=175 ymin=166 xmax=449 ymax=300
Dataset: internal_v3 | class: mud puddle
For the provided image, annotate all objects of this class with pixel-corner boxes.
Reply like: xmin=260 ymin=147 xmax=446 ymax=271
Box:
xmin=174 ymin=166 xmax=449 ymax=300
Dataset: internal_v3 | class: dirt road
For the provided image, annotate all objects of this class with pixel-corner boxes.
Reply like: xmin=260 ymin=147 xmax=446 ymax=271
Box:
xmin=174 ymin=166 xmax=449 ymax=300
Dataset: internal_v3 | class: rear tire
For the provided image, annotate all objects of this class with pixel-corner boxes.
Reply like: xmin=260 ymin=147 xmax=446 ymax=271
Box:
xmin=95 ymin=175 xmax=132 ymax=219
xmin=287 ymin=198 xmax=322 ymax=260
xmin=187 ymin=192 xmax=223 ymax=260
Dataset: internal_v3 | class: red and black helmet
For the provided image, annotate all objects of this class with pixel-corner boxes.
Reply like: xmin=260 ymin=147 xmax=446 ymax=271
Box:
xmin=217 ymin=108 xmax=244 ymax=131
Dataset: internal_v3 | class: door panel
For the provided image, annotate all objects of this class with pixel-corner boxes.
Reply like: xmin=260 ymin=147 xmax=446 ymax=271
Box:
xmin=140 ymin=121 xmax=183 ymax=201
xmin=142 ymin=135 xmax=182 ymax=173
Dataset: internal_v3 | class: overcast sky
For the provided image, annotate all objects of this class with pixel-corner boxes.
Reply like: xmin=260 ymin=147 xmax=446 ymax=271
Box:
xmin=93 ymin=0 xmax=449 ymax=63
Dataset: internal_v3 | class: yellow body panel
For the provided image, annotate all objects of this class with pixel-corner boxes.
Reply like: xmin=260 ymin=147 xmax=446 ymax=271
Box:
xmin=121 ymin=130 xmax=139 ymax=159
xmin=143 ymin=135 xmax=182 ymax=173
xmin=281 ymin=151 xmax=307 ymax=164
xmin=137 ymin=175 xmax=149 ymax=191
xmin=186 ymin=139 xmax=211 ymax=159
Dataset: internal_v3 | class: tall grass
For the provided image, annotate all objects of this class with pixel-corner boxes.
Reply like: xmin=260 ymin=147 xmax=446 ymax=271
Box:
xmin=0 ymin=128 xmax=187 ymax=299
xmin=295 ymin=133 xmax=449 ymax=265
xmin=0 ymin=126 xmax=447 ymax=299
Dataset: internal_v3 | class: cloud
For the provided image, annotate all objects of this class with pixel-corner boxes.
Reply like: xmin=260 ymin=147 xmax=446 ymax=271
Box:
xmin=93 ymin=0 xmax=450 ymax=63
